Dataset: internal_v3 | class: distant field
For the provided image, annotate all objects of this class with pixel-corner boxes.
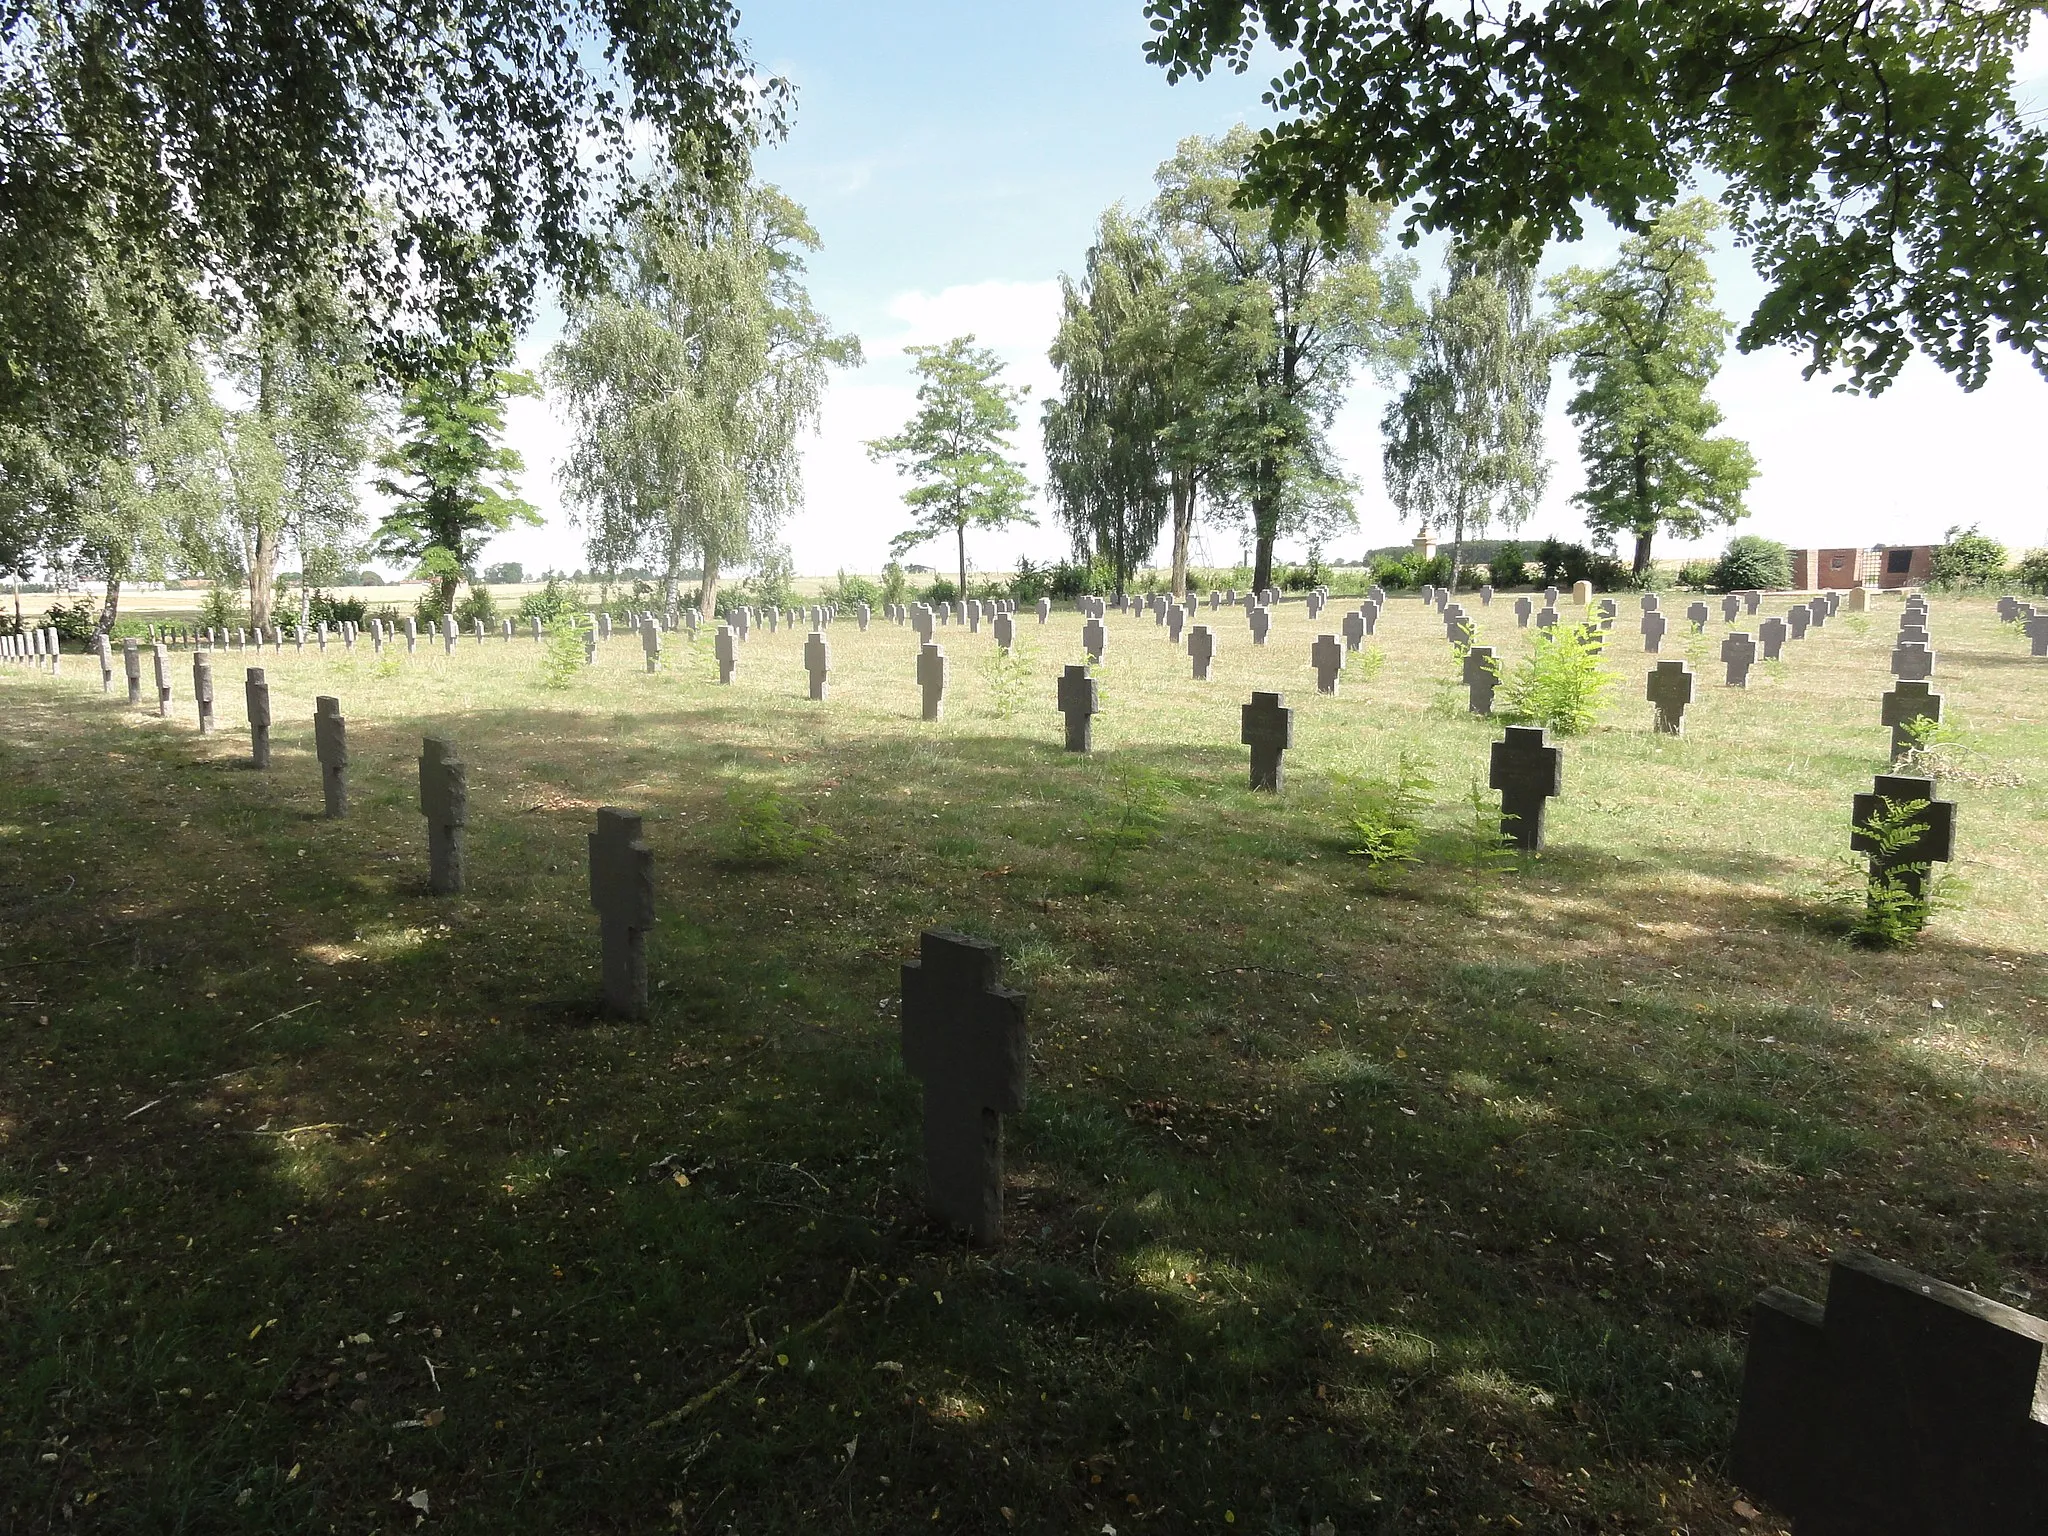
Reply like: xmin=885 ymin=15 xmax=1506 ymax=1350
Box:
xmin=2 ymin=591 xmax=2043 ymax=1532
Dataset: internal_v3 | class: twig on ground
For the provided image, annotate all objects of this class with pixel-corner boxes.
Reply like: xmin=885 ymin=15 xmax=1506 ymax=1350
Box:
xmin=646 ymin=1268 xmax=861 ymax=1431
xmin=242 ymin=1000 xmax=316 ymax=1034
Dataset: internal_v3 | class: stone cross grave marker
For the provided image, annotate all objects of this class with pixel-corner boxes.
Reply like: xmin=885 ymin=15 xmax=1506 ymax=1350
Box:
xmin=589 ymin=807 xmax=656 ymax=1019
xmin=315 ymin=696 xmax=348 ymax=817
xmin=1647 ymin=660 xmax=1694 ymax=735
xmin=993 ymin=612 xmax=1016 ymax=652
xmin=1759 ymin=616 xmax=1788 ymax=660
xmin=1515 ymin=596 xmax=1533 ymax=628
xmin=1721 ymin=630 xmax=1758 ymax=687
xmin=1189 ymin=624 xmax=1215 ymax=680
xmin=1036 ymin=597 xmax=1052 ymax=624
xmin=804 ymin=631 xmax=830 ymax=701
xmin=1845 ymin=585 xmax=1869 ymax=612
xmin=1311 ymin=633 xmax=1344 ymax=694
xmin=1535 ymin=606 xmax=1559 ymax=631
xmin=1435 ymin=588 xmax=1450 ymax=612
xmin=1722 ymin=594 xmax=1741 ymax=623
xmin=1447 ymin=610 xmax=1476 ymax=648
xmin=501 ymin=619 xmax=513 ymax=642
xmin=583 ymin=627 xmax=597 ymax=667
xmin=1342 ymin=609 xmax=1365 ymax=652
xmin=2025 ymin=613 xmax=2048 ymax=656
xmin=1808 ymin=596 xmax=1829 ymax=629
xmin=419 ymin=737 xmax=468 ymax=895
xmin=442 ymin=615 xmax=457 ymax=655
xmin=1360 ymin=599 xmax=1380 ymax=635
xmin=1852 ymin=771 xmax=1956 ymax=903
xmin=404 ymin=617 xmax=418 ymax=653
xmin=598 ymin=611 xmax=612 ymax=641
xmin=1057 ymin=664 xmax=1097 ymax=751
xmin=123 ymin=639 xmax=141 ymax=704
xmin=1490 ymin=725 xmax=1562 ymax=850
xmin=1165 ymin=605 xmax=1184 ymax=645
xmin=1419 ymin=584 xmax=1434 ymax=607
xmin=246 ymin=668 xmax=271 ymax=767
xmin=1479 ymin=584 xmax=1494 ymax=606
xmin=1686 ymin=601 xmax=1710 ymax=633
xmin=735 ymin=607 xmax=752 ymax=641
xmin=917 ymin=641 xmax=947 ymax=721
xmin=640 ymin=618 xmax=662 ymax=673
xmin=1248 ymin=607 xmax=1271 ymax=646
xmin=96 ymin=634 xmax=113 ymax=693
xmin=900 ymin=931 xmax=1027 ymax=1245
xmin=1641 ymin=592 xmax=1660 ymax=612
xmin=858 ymin=602 xmax=872 ymax=631
xmin=1241 ymin=691 xmax=1293 ymax=792
xmin=1731 ymin=1248 xmax=2045 ymax=1536
xmin=192 ymin=651 xmax=215 ymax=733
xmin=151 ymin=643 xmax=172 ymax=716
xmin=715 ymin=625 xmax=738 ymax=684
xmin=911 ymin=604 xmax=934 ymax=643
xmin=1897 ymin=622 xmax=1930 ymax=648
xmin=1891 ymin=642 xmax=1935 ymax=681
xmin=1642 ymin=610 xmax=1667 ymax=652
xmin=317 ymin=621 xmax=329 ymax=650
xmin=1881 ymin=680 xmax=1943 ymax=761
xmin=1997 ymin=594 xmax=2019 ymax=622
xmin=1543 ymin=585 xmax=1560 ymax=607
xmin=1082 ymin=617 xmax=1106 ymax=662
xmin=1787 ymin=605 xmax=1811 ymax=640
xmin=1745 ymin=589 xmax=1762 ymax=614
xmin=1463 ymin=646 xmax=1498 ymax=714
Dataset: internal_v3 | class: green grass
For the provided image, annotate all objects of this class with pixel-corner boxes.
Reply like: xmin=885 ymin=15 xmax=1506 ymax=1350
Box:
xmin=3 ymin=595 xmax=2046 ymax=1533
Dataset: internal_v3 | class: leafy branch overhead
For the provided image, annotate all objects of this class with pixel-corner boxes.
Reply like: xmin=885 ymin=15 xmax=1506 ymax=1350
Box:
xmin=1141 ymin=0 xmax=2048 ymax=392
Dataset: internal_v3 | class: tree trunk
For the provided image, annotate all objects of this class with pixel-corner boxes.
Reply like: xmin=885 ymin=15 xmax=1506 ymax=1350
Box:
xmin=699 ymin=546 xmax=722 ymax=620
xmin=98 ymin=576 xmax=120 ymax=636
xmin=661 ymin=527 xmax=684 ymax=617
xmin=1170 ymin=470 xmax=1194 ymax=600
xmin=250 ymin=521 xmax=278 ymax=630
xmin=956 ymin=521 xmax=968 ymax=602
xmin=439 ymin=573 xmax=460 ymax=614
xmin=1251 ymin=453 xmax=1280 ymax=593
xmin=1448 ymin=499 xmax=1467 ymax=594
xmin=1632 ymin=528 xmax=1654 ymax=575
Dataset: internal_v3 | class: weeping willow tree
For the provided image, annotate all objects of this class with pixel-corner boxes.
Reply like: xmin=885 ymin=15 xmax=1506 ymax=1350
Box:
xmin=1381 ymin=231 xmax=1552 ymax=592
xmin=549 ymin=174 xmax=859 ymax=616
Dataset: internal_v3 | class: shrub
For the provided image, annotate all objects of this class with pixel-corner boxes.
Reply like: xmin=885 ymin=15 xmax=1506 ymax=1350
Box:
xmin=740 ymin=546 xmax=797 ymax=610
xmin=880 ymin=561 xmax=909 ymax=607
xmin=1929 ymin=524 xmax=2006 ymax=589
xmin=1010 ymin=557 xmax=1050 ymax=602
xmin=1499 ymin=621 xmax=1613 ymax=735
xmin=199 ymin=585 xmax=245 ymax=630
xmin=517 ymin=576 xmax=588 ymax=623
xmin=305 ymin=589 xmax=370 ymax=626
xmin=1712 ymin=535 xmax=1791 ymax=592
xmin=1675 ymin=560 xmax=1716 ymax=591
xmin=823 ymin=569 xmax=881 ymax=608
xmin=355 ymin=569 xmax=385 ymax=586
xmin=537 ymin=621 xmax=587 ymax=689
xmin=44 ymin=598 xmax=101 ymax=642
xmin=918 ymin=578 xmax=959 ymax=605
xmin=1489 ymin=541 xmax=1526 ymax=588
xmin=454 ymin=583 xmax=498 ymax=628
xmin=2014 ymin=550 xmax=2048 ymax=594
xmin=413 ymin=587 xmax=448 ymax=625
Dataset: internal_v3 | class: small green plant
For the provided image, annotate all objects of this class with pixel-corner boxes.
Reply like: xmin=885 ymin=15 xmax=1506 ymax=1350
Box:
xmin=1498 ymin=622 xmax=1612 ymax=735
xmin=537 ymin=621 xmax=586 ymax=690
xmin=980 ymin=638 xmax=1032 ymax=720
xmin=1335 ymin=752 xmax=1432 ymax=883
xmin=1353 ymin=643 xmax=1386 ymax=682
xmin=199 ymin=585 xmax=246 ymax=630
xmin=727 ymin=783 xmax=839 ymax=865
xmin=1083 ymin=761 xmax=1174 ymax=889
xmin=1831 ymin=795 xmax=1955 ymax=947
xmin=1456 ymin=777 xmax=1520 ymax=873
xmin=519 ymin=576 xmax=588 ymax=623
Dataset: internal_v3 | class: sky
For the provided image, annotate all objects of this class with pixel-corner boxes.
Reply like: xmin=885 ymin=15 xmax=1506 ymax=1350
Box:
xmin=480 ymin=1 xmax=2048 ymax=583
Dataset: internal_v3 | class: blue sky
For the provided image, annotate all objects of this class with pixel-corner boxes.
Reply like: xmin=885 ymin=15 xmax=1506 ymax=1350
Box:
xmin=491 ymin=1 xmax=2048 ymax=580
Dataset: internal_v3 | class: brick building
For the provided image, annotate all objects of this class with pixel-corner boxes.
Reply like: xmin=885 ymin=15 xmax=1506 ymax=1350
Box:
xmin=1790 ymin=545 xmax=1934 ymax=591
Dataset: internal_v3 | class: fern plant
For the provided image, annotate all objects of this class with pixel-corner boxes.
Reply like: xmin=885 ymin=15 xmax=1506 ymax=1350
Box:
xmin=1083 ymin=761 xmax=1174 ymax=889
xmin=726 ymin=783 xmax=839 ymax=864
xmin=1499 ymin=622 xmax=1612 ymax=735
xmin=1832 ymin=794 xmax=1956 ymax=947
xmin=537 ymin=622 xmax=586 ymax=690
xmin=980 ymin=638 xmax=1032 ymax=720
xmin=1334 ymin=752 xmax=1432 ymax=882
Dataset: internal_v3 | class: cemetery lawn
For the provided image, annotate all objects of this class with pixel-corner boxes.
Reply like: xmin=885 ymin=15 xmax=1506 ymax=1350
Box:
xmin=4 ymin=596 xmax=2046 ymax=1534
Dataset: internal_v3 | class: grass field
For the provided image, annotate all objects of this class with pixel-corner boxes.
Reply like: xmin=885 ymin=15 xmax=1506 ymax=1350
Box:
xmin=3 ymin=591 xmax=2045 ymax=1534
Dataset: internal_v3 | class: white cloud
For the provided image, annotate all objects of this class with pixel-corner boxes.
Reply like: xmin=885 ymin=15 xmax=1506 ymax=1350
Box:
xmin=880 ymin=279 xmax=1064 ymax=356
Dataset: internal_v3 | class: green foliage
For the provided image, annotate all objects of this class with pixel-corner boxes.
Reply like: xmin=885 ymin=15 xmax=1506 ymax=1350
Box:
xmin=1676 ymin=560 xmax=1716 ymax=592
xmin=919 ymin=578 xmax=960 ymax=606
xmin=822 ymin=570 xmax=880 ymax=608
xmin=1712 ymin=536 xmax=1792 ymax=592
xmin=1353 ymin=643 xmax=1386 ymax=682
xmin=549 ymin=175 xmax=857 ymax=608
xmin=1458 ymin=778 xmax=1521 ymax=872
xmin=879 ymin=561 xmax=909 ymax=607
xmin=1499 ymin=621 xmax=1613 ymax=735
xmin=2014 ymin=551 xmax=2048 ymax=595
xmin=725 ymin=783 xmax=839 ymax=865
xmin=517 ymin=576 xmax=589 ymax=623
xmin=1009 ymin=557 xmax=1051 ymax=602
xmin=1929 ymin=525 xmax=2007 ymax=589
xmin=868 ymin=337 xmax=1034 ymax=597
xmin=199 ymin=586 xmax=246 ymax=631
xmin=1488 ymin=541 xmax=1526 ymax=587
xmin=43 ymin=598 xmax=100 ymax=643
xmin=1083 ymin=761 xmax=1175 ymax=889
xmin=735 ymin=548 xmax=798 ymax=612
xmin=1834 ymin=797 xmax=1956 ymax=948
xmin=1140 ymin=0 xmax=2048 ymax=394
xmin=536 ymin=621 xmax=587 ymax=690
xmin=979 ymin=637 xmax=1032 ymax=720
xmin=482 ymin=562 xmax=524 ymax=584
xmin=1371 ymin=551 xmax=1451 ymax=590
xmin=1548 ymin=201 xmax=1756 ymax=574
xmin=1381 ymin=231 xmax=1550 ymax=584
xmin=304 ymin=589 xmax=369 ymax=626
xmin=454 ymin=583 xmax=498 ymax=628
xmin=373 ymin=332 xmax=542 ymax=610
xmin=1335 ymin=753 xmax=1432 ymax=883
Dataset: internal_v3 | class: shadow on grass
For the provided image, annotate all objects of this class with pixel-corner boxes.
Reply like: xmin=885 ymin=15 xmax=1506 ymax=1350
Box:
xmin=2 ymin=684 xmax=2045 ymax=1532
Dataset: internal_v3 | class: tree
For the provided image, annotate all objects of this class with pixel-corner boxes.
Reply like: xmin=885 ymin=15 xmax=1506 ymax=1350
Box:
xmin=550 ymin=177 xmax=857 ymax=617
xmin=210 ymin=284 xmax=378 ymax=628
xmin=1 ymin=0 xmax=776 ymax=474
xmin=371 ymin=334 xmax=541 ymax=613
xmin=1152 ymin=128 xmax=1415 ymax=594
xmin=867 ymin=339 xmax=1033 ymax=600
xmin=1142 ymin=0 xmax=2048 ymax=394
xmin=1381 ymin=232 xmax=1551 ymax=593
xmin=1929 ymin=526 xmax=2008 ymax=588
xmin=1548 ymin=200 xmax=1757 ymax=575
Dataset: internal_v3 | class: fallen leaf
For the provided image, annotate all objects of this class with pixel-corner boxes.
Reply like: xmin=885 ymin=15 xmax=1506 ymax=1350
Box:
xmin=406 ymin=1489 xmax=430 ymax=1513
xmin=1734 ymin=1499 xmax=1761 ymax=1521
